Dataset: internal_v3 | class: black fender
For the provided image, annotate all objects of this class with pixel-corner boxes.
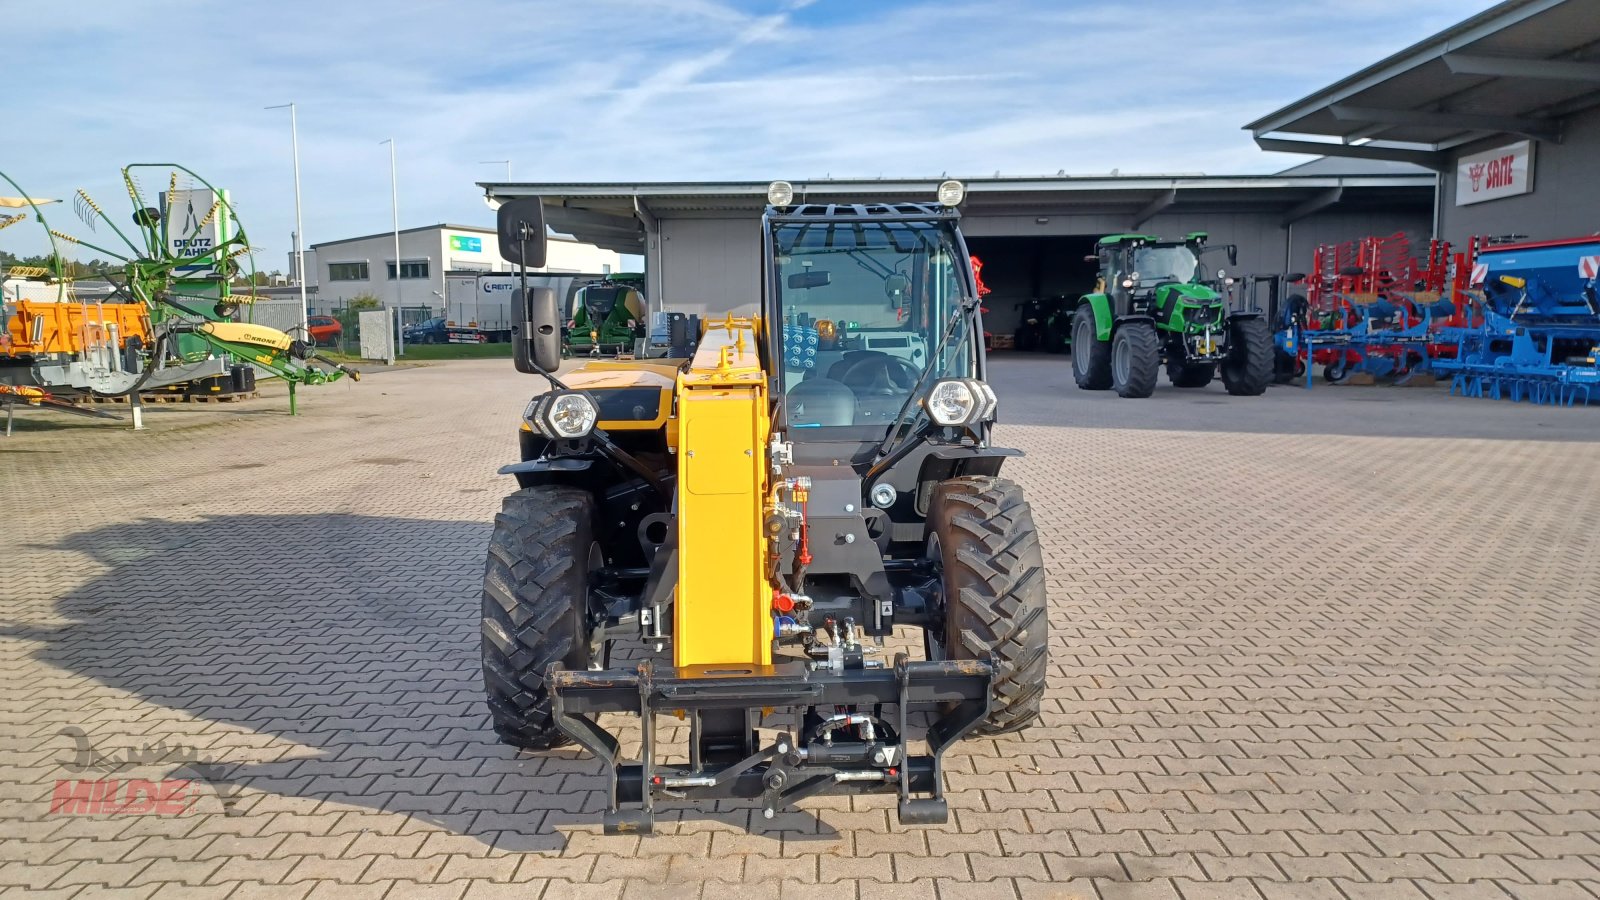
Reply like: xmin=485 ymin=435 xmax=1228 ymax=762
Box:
xmin=1225 ymin=309 xmax=1265 ymax=322
xmin=913 ymin=447 xmax=1023 ymax=513
xmin=1113 ymin=313 xmax=1155 ymax=327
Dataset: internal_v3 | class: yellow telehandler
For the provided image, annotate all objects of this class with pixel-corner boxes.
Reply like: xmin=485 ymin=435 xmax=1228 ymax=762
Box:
xmin=483 ymin=181 xmax=1047 ymax=833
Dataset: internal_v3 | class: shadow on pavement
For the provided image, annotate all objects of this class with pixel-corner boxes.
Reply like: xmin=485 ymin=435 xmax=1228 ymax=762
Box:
xmin=12 ymin=513 xmax=838 ymax=849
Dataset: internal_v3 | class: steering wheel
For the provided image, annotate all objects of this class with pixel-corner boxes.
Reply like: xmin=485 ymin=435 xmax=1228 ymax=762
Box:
xmin=840 ymin=354 xmax=921 ymax=396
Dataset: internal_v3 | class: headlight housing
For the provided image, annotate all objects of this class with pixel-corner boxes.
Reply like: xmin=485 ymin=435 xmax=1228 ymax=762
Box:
xmin=767 ymin=180 xmax=794 ymax=207
xmin=924 ymin=378 xmax=997 ymax=427
xmin=936 ymin=179 xmax=965 ymax=207
xmin=524 ymin=390 xmax=598 ymax=439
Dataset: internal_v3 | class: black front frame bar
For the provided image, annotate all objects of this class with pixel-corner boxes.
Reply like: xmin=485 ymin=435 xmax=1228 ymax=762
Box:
xmin=549 ymin=653 xmax=992 ymax=834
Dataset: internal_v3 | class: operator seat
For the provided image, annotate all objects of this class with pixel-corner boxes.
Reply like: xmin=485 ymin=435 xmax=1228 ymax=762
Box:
xmin=786 ymin=376 xmax=856 ymax=427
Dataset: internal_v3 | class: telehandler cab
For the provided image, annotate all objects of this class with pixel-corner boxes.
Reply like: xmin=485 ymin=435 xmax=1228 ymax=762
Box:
xmin=483 ymin=181 xmax=1048 ymax=833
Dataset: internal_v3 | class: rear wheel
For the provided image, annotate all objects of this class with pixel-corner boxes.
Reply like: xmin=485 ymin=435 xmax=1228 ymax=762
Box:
xmin=1221 ymin=316 xmax=1273 ymax=396
xmin=1168 ymin=360 xmax=1215 ymax=388
xmin=926 ymin=476 xmax=1048 ymax=735
xmin=1111 ymin=321 xmax=1159 ymax=398
xmin=482 ymin=486 xmax=597 ymax=750
xmin=1071 ymin=306 xmax=1111 ymax=390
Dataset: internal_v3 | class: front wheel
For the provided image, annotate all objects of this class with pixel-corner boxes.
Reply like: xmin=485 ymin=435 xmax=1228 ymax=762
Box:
xmin=926 ymin=476 xmax=1048 ymax=735
xmin=1111 ymin=321 xmax=1160 ymax=398
xmin=482 ymin=486 xmax=598 ymax=750
xmin=1071 ymin=306 xmax=1112 ymax=390
xmin=1220 ymin=316 xmax=1272 ymax=396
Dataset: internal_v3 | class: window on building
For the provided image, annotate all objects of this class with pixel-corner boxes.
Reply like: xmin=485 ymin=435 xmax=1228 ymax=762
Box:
xmin=386 ymin=260 xmax=430 ymax=280
xmin=328 ymin=261 xmax=369 ymax=281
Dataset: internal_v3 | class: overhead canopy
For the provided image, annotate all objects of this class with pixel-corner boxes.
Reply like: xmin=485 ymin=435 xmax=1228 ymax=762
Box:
xmin=481 ymin=172 xmax=1434 ymax=248
xmin=1246 ymin=0 xmax=1600 ymax=169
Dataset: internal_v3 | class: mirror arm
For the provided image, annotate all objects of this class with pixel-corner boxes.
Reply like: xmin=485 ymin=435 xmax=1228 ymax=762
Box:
xmin=518 ymin=232 xmax=568 ymax=391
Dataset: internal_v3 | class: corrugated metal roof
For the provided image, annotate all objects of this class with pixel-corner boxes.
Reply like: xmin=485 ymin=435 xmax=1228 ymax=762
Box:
xmin=1247 ymin=0 xmax=1600 ymax=167
xmin=482 ymin=173 xmax=1434 ymax=251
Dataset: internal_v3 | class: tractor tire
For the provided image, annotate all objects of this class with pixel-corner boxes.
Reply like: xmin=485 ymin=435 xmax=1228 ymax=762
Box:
xmin=481 ymin=486 xmax=597 ymax=750
xmin=927 ymin=476 xmax=1048 ymax=735
xmin=1168 ymin=361 xmax=1215 ymax=388
xmin=1111 ymin=321 xmax=1159 ymax=398
xmin=1071 ymin=306 xmax=1112 ymax=390
xmin=1220 ymin=316 xmax=1272 ymax=396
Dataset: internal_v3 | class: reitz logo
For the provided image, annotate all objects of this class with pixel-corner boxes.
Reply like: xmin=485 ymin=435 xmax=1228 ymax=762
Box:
xmin=49 ymin=726 xmax=243 ymax=816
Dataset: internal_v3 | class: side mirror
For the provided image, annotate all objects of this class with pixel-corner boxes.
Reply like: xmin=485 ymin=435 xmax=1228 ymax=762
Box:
xmin=1227 ymin=245 xmax=1238 ymax=267
xmin=497 ymin=198 xmax=548 ymax=268
xmin=787 ymin=270 xmax=832 ymax=290
xmin=512 ymin=286 xmax=561 ymax=374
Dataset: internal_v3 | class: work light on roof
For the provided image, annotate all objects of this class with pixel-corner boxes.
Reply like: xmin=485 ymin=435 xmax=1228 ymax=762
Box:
xmin=936 ymin=180 xmax=965 ymax=207
xmin=767 ymin=181 xmax=794 ymax=208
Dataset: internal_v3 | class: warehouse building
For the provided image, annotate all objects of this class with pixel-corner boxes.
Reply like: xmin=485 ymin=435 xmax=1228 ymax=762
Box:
xmin=309 ymin=223 xmax=626 ymax=313
xmin=1248 ymin=0 xmax=1600 ymax=247
xmin=480 ymin=171 xmax=1433 ymax=337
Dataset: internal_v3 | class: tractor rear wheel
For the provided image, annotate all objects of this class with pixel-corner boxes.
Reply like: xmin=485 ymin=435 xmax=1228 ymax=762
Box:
xmin=926 ymin=476 xmax=1048 ymax=735
xmin=1220 ymin=316 xmax=1272 ymax=396
xmin=1111 ymin=321 xmax=1160 ymax=398
xmin=482 ymin=486 xmax=597 ymax=750
xmin=1168 ymin=360 xmax=1215 ymax=388
xmin=1071 ymin=306 xmax=1111 ymax=390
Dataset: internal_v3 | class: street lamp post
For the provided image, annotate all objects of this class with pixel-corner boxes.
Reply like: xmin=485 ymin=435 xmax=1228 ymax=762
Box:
xmin=265 ymin=103 xmax=307 ymax=334
xmin=381 ymin=138 xmax=404 ymax=357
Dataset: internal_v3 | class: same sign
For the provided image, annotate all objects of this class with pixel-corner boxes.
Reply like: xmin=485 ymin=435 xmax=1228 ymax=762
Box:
xmin=1455 ymin=140 xmax=1534 ymax=206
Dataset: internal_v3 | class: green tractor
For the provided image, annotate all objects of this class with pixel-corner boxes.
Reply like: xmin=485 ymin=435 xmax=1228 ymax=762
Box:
xmin=566 ymin=273 xmax=646 ymax=356
xmin=1071 ymin=232 xmax=1271 ymax=398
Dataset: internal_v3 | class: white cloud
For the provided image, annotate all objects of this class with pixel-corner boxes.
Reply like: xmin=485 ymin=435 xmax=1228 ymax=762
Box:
xmin=2 ymin=0 xmax=1497 ymax=262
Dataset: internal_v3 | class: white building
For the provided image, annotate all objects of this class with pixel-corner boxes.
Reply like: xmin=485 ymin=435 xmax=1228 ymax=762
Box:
xmin=309 ymin=223 xmax=628 ymax=315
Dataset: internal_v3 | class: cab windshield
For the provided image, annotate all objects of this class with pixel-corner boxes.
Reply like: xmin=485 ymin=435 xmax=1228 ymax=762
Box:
xmin=1133 ymin=245 xmax=1198 ymax=284
xmin=771 ymin=218 xmax=973 ymax=430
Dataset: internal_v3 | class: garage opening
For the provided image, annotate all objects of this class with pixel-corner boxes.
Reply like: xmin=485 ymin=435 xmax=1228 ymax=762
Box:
xmin=965 ymin=235 xmax=1101 ymax=353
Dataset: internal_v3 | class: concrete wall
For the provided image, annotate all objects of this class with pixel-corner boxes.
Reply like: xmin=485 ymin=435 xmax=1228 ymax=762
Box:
xmin=643 ymin=204 xmax=1431 ymax=330
xmin=1438 ymin=105 xmax=1600 ymax=246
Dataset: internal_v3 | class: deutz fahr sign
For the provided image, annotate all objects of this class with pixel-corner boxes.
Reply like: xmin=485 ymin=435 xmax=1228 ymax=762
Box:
xmin=162 ymin=188 xmax=234 ymax=276
xmin=1456 ymin=140 xmax=1534 ymax=206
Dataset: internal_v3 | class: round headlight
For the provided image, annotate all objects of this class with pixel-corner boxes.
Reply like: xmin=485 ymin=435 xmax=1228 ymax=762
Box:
xmin=870 ymin=483 xmax=897 ymax=509
xmin=543 ymin=392 xmax=597 ymax=438
xmin=767 ymin=181 xmax=794 ymax=207
xmin=925 ymin=379 xmax=977 ymax=426
xmin=936 ymin=180 xmax=965 ymax=207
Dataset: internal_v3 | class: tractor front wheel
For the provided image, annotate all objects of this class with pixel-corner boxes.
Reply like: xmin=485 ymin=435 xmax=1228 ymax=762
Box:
xmin=1111 ymin=321 xmax=1160 ymax=398
xmin=482 ymin=486 xmax=598 ymax=750
xmin=1220 ymin=317 xmax=1273 ymax=396
xmin=1071 ymin=306 xmax=1111 ymax=390
xmin=926 ymin=476 xmax=1048 ymax=735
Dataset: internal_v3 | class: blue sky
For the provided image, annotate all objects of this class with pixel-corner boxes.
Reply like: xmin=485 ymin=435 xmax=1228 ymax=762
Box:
xmin=7 ymin=0 xmax=1496 ymax=270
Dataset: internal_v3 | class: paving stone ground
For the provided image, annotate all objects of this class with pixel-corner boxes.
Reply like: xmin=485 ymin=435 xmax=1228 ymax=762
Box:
xmin=2 ymin=355 xmax=1599 ymax=900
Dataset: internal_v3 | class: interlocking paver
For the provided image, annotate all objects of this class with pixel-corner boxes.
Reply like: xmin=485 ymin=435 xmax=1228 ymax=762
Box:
xmin=3 ymin=357 xmax=1599 ymax=898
